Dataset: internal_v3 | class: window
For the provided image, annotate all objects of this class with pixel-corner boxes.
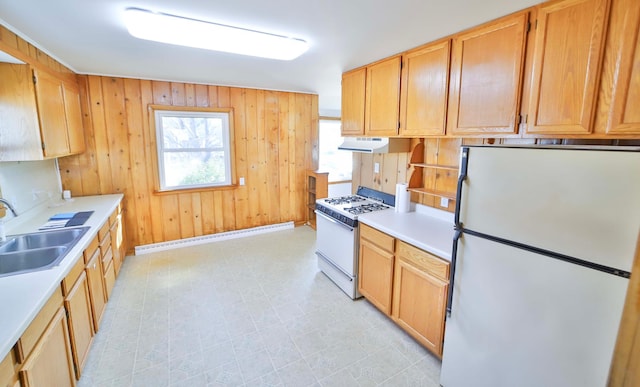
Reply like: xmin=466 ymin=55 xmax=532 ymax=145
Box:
xmin=153 ymin=107 xmax=234 ymax=191
xmin=318 ymin=119 xmax=352 ymax=182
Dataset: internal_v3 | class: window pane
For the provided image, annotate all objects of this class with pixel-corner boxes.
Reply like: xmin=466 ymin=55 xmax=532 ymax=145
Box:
xmin=319 ymin=120 xmax=352 ymax=182
xmin=163 ymin=151 xmax=227 ymax=187
xmin=162 ymin=116 xmax=224 ymax=149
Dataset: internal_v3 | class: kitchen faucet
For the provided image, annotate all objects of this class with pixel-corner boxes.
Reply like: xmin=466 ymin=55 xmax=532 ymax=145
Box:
xmin=0 ymin=198 xmax=18 ymax=217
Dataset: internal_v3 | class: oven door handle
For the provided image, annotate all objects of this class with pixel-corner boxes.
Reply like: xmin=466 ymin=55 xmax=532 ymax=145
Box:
xmin=315 ymin=210 xmax=354 ymax=232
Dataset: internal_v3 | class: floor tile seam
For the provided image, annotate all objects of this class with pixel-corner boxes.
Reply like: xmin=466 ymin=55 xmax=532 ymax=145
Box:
xmin=373 ymin=362 xmax=415 ymax=386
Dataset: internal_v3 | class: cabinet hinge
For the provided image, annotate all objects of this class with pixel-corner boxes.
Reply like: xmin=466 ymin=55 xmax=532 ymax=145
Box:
xmin=32 ymin=74 xmax=37 ymax=84
xmin=519 ymin=114 xmax=528 ymax=124
xmin=398 ymin=121 xmax=401 ymax=130
xmin=526 ymin=21 xmax=531 ymax=33
xmin=41 ymin=142 xmax=46 ymax=150
xmin=535 ymin=19 xmax=538 ymax=29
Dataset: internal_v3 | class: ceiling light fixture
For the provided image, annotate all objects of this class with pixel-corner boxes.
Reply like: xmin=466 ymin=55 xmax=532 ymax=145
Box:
xmin=123 ymin=8 xmax=309 ymax=61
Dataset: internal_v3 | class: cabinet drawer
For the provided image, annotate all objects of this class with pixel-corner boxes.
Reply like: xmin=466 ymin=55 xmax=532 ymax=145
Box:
xmin=101 ymin=245 xmax=113 ymax=269
xmin=61 ymin=254 xmax=85 ymax=295
xmin=108 ymin=210 xmax=117 ymax=227
xmin=83 ymin=236 xmax=99 ymax=264
xmin=15 ymin=288 xmax=63 ymax=363
xmin=397 ymin=241 xmax=449 ymax=281
xmin=97 ymin=222 xmax=110 ymax=242
xmin=360 ymin=224 xmax=395 ymax=253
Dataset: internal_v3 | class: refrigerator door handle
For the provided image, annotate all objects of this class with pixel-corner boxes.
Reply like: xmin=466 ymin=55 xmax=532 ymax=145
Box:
xmin=447 ymin=229 xmax=463 ymax=318
xmin=454 ymin=147 xmax=469 ymax=229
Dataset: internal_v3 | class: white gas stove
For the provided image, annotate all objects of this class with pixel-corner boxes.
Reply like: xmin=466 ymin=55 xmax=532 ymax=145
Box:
xmin=314 ymin=187 xmax=395 ymax=299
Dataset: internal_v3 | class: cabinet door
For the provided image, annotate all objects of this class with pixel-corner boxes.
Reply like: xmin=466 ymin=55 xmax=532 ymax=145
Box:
xmin=365 ymin=56 xmax=401 ymax=136
xmin=392 ymin=256 xmax=448 ymax=357
xmin=526 ymin=0 xmax=610 ymax=135
xmin=62 ymin=81 xmax=85 ymax=154
xmin=447 ymin=12 xmax=528 ymax=136
xmin=109 ymin=219 xmax=122 ymax=276
xmin=597 ymin=0 xmax=640 ymax=135
xmin=64 ymin=272 xmax=94 ymax=380
xmin=358 ymin=238 xmax=394 ymax=315
xmin=341 ymin=68 xmax=366 ymax=136
xmin=33 ymin=70 xmax=70 ymax=158
xmin=400 ymin=41 xmax=451 ymax=136
xmin=19 ymin=307 xmax=75 ymax=387
xmin=85 ymin=249 xmax=106 ymax=332
xmin=0 ymin=63 xmax=42 ymax=161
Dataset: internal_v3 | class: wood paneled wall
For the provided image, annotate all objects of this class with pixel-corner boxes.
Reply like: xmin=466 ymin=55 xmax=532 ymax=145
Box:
xmin=58 ymin=75 xmax=318 ymax=249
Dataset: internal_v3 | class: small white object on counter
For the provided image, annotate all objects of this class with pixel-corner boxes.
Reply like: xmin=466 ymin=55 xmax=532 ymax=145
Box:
xmin=395 ymin=183 xmax=410 ymax=213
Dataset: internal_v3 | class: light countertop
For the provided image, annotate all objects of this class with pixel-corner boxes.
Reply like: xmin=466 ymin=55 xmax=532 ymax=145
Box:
xmin=358 ymin=205 xmax=455 ymax=261
xmin=0 ymin=194 xmax=123 ymax=360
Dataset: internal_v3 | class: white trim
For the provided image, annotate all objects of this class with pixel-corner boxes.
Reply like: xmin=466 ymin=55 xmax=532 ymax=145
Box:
xmin=134 ymin=221 xmax=295 ymax=255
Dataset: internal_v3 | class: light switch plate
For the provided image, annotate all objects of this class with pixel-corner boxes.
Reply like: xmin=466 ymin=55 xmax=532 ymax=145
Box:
xmin=239 ymin=177 xmax=245 ymax=186
xmin=440 ymin=197 xmax=449 ymax=208
xmin=374 ymin=163 xmax=380 ymax=173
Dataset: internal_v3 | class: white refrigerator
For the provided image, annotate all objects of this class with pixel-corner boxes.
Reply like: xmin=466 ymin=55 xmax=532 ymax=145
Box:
xmin=440 ymin=146 xmax=640 ymax=387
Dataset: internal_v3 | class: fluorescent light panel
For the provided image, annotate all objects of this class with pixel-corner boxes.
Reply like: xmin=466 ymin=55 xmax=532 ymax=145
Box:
xmin=124 ymin=8 xmax=308 ymax=60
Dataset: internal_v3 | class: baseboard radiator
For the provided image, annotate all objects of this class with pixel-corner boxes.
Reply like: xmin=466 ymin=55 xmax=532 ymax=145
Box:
xmin=134 ymin=221 xmax=295 ymax=255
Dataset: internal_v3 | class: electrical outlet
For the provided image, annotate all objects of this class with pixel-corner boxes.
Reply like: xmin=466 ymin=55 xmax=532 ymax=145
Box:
xmin=239 ymin=177 xmax=245 ymax=186
xmin=440 ymin=197 xmax=449 ymax=208
xmin=374 ymin=163 xmax=380 ymax=174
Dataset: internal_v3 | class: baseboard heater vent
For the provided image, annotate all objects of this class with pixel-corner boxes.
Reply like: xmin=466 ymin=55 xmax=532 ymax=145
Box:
xmin=134 ymin=221 xmax=295 ymax=255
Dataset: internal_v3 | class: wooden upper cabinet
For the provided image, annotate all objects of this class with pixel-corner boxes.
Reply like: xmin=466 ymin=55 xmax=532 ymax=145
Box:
xmin=34 ymin=69 xmax=71 ymax=158
xmin=0 ymin=63 xmax=85 ymax=161
xmin=341 ymin=68 xmax=366 ymax=136
xmin=525 ymin=0 xmax=610 ymax=135
xmin=447 ymin=12 xmax=529 ymax=136
xmin=399 ymin=40 xmax=451 ymax=137
xmin=594 ymin=0 xmax=640 ymax=135
xmin=365 ymin=56 xmax=402 ymax=136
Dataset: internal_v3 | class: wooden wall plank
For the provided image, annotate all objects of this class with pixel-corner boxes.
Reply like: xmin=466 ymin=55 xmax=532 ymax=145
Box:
xmin=217 ymin=87 xmax=236 ymax=232
xmin=245 ymin=88 xmax=261 ymax=227
xmin=122 ymin=78 xmax=150 ymax=246
xmin=87 ymin=76 xmax=113 ymax=194
xmin=277 ymin=92 xmax=292 ymax=221
xmin=178 ymin=193 xmax=194 ymax=239
xmin=265 ymin=91 xmax=281 ymax=224
xmin=230 ymin=88 xmax=250 ymax=229
xmin=140 ymin=80 xmax=165 ymax=244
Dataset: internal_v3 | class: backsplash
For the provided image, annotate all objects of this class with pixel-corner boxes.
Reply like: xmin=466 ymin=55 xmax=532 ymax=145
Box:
xmin=0 ymin=159 xmax=61 ymax=220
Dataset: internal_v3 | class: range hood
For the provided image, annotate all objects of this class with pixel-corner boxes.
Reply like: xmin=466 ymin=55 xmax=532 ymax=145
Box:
xmin=338 ymin=137 xmax=411 ymax=153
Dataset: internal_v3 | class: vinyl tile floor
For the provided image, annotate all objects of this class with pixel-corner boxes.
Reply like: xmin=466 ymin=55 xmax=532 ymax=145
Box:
xmin=78 ymin=226 xmax=442 ymax=387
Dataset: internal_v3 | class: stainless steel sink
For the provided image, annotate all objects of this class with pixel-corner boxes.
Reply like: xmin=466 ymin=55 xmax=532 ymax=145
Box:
xmin=0 ymin=228 xmax=86 ymax=253
xmin=0 ymin=227 xmax=89 ymax=278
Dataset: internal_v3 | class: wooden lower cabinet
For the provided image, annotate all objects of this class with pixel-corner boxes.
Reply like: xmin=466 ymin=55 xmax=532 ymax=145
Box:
xmin=19 ymin=307 xmax=75 ymax=387
xmin=358 ymin=225 xmax=450 ymax=357
xmin=358 ymin=224 xmax=395 ymax=315
xmin=359 ymin=239 xmax=395 ymax=315
xmin=392 ymin=241 xmax=449 ymax=357
xmin=85 ymin=247 xmax=106 ymax=332
xmin=63 ymin=271 xmax=94 ymax=379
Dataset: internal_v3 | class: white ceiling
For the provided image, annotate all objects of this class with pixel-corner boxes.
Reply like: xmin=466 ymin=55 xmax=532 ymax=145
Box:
xmin=0 ymin=0 xmax=540 ymax=116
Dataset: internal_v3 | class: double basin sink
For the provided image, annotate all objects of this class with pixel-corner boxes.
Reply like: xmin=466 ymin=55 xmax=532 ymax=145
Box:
xmin=0 ymin=227 xmax=89 ymax=278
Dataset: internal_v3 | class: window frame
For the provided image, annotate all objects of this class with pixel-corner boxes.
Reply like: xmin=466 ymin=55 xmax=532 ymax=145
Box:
xmin=149 ymin=105 xmax=236 ymax=193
